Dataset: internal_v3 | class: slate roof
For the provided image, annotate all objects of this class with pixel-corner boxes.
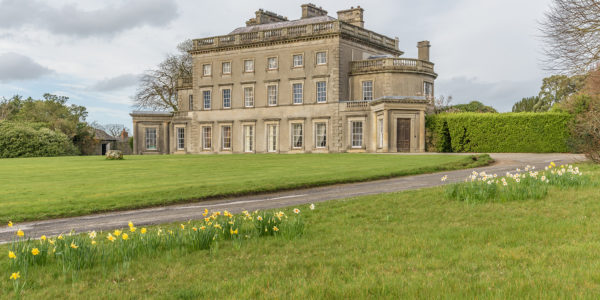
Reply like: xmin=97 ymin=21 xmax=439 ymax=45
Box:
xmin=94 ymin=129 xmax=117 ymax=141
xmin=230 ymin=16 xmax=336 ymax=34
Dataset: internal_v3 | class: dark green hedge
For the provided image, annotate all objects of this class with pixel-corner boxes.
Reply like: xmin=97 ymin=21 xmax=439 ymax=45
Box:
xmin=426 ymin=113 xmax=572 ymax=153
xmin=0 ymin=121 xmax=79 ymax=158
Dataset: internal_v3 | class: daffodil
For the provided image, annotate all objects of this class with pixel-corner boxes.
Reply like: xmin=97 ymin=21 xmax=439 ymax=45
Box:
xmin=122 ymin=233 xmax=129 ymax=240
xmin=309 ymin=204 xmax=315 ymax=210
xmin=128 ymin=221 xmax=134 ymax=228
xmin=91 ymin=240 xmax=97 ymax=245
xmin=273 ymin=226 xmax=279 ymax=232
xmin=202 ymin=208 xmax=209 ymax=216
xmin=48 ymin=239 xmax=55 ymax=245
xmin=141 ymin=228 xmax=147 ymax=234
xmin=57 ymin=234 xmax=64 ymax=240
xmin=200 ymin=226 xmax=206 ymax=230
xmin=230 ymin=228 xmax=238 ymax=235
xmin=8 ymin=251 xmax=16 ymax=259
xmin=70 ymin=242 xmax=78 ymax=249
xmin=7 ymin=221 xmax=13 ymax=227
xmin=214 ymin=224 xmax=222 ymax=229
xmin=130 ymin=227 xmax=137 ymax=232
xmin=257 ymin=216 xmax=263 ymax=221
xmin=114 ymin=229 xmax=122 ymax=236
xmin=107 ymin=234 xmax=116 ymax=242
xmin=293 ymin=208 xmax=300 ymax=214
xmin=192 ymin=227 xmax=198 ymax=231
xmin=89 ymin=231 xmax=97 ymax=239
xmin=40 ymin=235 xmax=47 ymax=241
xmin=180 ymin=224 xmax=185 ymax=230
xmin=16 ymin=229 xmax=24 ymax=237
xmin=31 ymin=248 xmax=40 ymax=256
xmin=10 ymin=272 xmax=20 ymax=280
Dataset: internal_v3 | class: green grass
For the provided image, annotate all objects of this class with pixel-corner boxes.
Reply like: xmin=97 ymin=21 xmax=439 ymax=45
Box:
xmin=2 ymin=163 xmax=599 ymax=299
xmin=0 ymin=153 xmax=491 ymax=222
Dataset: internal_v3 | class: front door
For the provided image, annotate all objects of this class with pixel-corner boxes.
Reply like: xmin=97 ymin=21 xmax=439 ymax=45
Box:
xmin=396 ymin=118 xmax=411 ymax=152
xmin=101 ymin=143 xmax=107 ymax=155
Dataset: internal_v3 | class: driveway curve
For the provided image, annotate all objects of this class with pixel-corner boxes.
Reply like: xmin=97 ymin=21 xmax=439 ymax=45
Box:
xmin=0 ymin=153 xmax=587 ymax=244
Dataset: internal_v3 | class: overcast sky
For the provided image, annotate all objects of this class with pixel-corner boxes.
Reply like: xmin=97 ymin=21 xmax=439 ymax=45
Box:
xmin=0 ymin=0 xmax=554 ymax=126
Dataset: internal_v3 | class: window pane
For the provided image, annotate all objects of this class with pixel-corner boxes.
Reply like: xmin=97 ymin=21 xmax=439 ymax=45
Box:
xmin=244 ymin=125 xmax=254 ymax=152
xmin=316 ymin=81 xmax=326 ymax=103
xmin=222 ymin=62 xmax=231 ymax=74
xmin=293 ymin=83 xmax=303 ymax=104
xmin=222 ymin=89 xmax=231 ymax=108
xmin=362 ymin=81 xmax=373 ymax=101
xmin=244 ymin=87 xmax=254 ymax=107
xmin=145 ymin=128 xmax=156 ymax=150
xmin=292 ymin=124 xmax=303 ymax=148
xmin=203 ymin=127 xmax=212 ymax=149
xmin=351 ymin=121 xmax=363 ymax=147
xmin=268 ymin=57 xmax=277 ymax=69
xmin=316 ymin=52 xmax=327 ymax=64
xmin=293 ymin=54 xmax=303 ymax=67
xmin=315 ymin=123 xmax=327 ymax=148
xmin=177 ymin=127 xmax=185 ymax=150
xmin=203 ymin=90 xmax=211 ymax=109
xmin=267 ymin=85 xmax=278 ymax=106
xmin=267 ymin=125 xmax=277 ymax=152
xmin=222 ymin=126 xmax=231 ymax=149
xmin=203 ymin=64 xmax=211 ymax=76
xmin=244 ymin=60 xmax=253 ymax=72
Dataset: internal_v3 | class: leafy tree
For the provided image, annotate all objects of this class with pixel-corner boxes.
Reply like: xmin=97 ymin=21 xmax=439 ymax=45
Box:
xmin=538 ymin=75 xmax=586 ymax=110
xmin=447 ymin=101 xmax=497 ymax=113
xmin=541 ymin=0 xmax=600 ymax=74
xmin=134 ymin=40 xmax=193 ymax=111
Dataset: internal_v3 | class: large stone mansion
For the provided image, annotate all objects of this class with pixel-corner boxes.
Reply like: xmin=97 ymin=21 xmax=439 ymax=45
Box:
xmin=131 ymin=4 xmax=437 ymax=154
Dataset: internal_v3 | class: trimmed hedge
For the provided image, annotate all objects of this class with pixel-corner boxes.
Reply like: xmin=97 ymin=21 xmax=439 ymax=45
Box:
xmin=0 ymin=121 xmax=79 ymax=158
xmin=426 ymin=112 xmax=573 ymax=153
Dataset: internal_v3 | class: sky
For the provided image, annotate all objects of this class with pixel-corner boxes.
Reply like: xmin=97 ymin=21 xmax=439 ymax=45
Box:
xmin=0 ymin=0 xmax=554 ymax=126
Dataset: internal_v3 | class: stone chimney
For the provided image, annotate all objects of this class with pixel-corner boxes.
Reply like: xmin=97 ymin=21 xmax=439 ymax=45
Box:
xmin=301 ymin=3 xmax=328 ymax=19
xmin=417 ymin=41 xmax=431 ymax=61
xmin=246 ymin=9 xmax=288 ymax=26
xmin=120 ymin=129 xmax=128 ymax=140
xmin=337 ymin=6 xmax=364 ymax=28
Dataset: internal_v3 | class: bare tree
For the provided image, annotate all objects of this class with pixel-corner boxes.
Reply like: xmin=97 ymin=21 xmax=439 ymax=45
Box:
xmin=104 ymin=124 xmax=130 ymax=137
xmin=541 ymin=0 xmax=600 ymax=74
xmin=433 ymin=95 xmax=453 ymax=114
xmin=133 ymin=40 xmax=193 ymax=111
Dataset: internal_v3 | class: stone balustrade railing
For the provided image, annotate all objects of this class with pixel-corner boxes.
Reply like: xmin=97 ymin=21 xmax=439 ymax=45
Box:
xmin=350 ymin=58 xmax=435 ymax=75
xmin=192 ymin=20 xmax=398 ymax=53
xmin=176 ymin=77 xmax=193 ymax=89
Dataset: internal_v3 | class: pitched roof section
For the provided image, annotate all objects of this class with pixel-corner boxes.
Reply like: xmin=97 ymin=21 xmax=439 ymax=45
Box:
xmin=230 ymin=16 xmax=336 ymax=34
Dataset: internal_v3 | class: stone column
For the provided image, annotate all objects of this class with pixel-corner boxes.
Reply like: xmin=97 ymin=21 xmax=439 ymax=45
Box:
xmin=383 ymin=109 xmax=389 ymax=152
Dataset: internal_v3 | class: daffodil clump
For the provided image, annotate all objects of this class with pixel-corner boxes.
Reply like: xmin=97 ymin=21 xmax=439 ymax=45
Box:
xmin=443 ymin=163 xmax=592 ymax=203
xmin=5 ymin=204 xmax=315 ymax=291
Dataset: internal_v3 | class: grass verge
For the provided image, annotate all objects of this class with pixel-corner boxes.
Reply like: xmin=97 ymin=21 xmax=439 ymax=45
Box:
xmin=1 ymin=163 xmax=599 ymax=299
xmin=0 ymin=153 xmax=491 ymax=222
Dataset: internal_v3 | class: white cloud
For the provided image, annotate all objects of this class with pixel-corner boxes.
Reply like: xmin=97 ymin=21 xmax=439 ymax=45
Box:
xmin=0 ymin=52 xmax=53 ymax=82
xmin=90 ymin=74 xmax=139 ymax=91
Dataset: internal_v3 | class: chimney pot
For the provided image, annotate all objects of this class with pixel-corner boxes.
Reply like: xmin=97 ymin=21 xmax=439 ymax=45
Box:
xmin=417 ymin=41 xmax=431 ymax=61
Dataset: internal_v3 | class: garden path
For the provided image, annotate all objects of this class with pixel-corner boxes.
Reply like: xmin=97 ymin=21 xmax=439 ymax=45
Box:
xmin=0 ymin=153 xmax=586 ymax=244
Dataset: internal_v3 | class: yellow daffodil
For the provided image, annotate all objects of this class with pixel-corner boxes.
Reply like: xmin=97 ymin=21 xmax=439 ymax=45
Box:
xmin=91 ymin=240 xmax=97 ymax=245
xmin=16 ymin=229 xmax=24 ymax=237
xmin=31 ymin=248 xmax=40 ymax=256
xmin=7 ymin=221 xmax=13 ymax=227
xmin=204 ymin=217 xmax=210 ymax=223
xmin=107 ymin=234 xmax=116 ymax=242
xmin=10 ymin=272 xmax=20 ymax=280
xmin=257 ymin=216 xmax=263 ymax=221
xmin=230 ymin=228 xmax=238 ymax=235
xmin=89 ymin=231 xmax=97 ymax=239
xmin=200 ymin=226 xmax=206 ymax=231
xmin=40 ymin=235 xmax=47 ymax=241
xmin=141 ymin=228 xmax=147 ymax=234
xmin=203 ymin=208 xmax=209 ymax=216
xmin=180 ymin=224 xmax=185 ymax=230
xmin=214 ymin=224 xmax=222 ymax=229
xmin=49 ymin=239 xmax=55 ymax=245
xmin=130 ymin=227 xmax=137 ymax=232
xmin=192 ymin=227 xmax=198 ymax=232
xmin=128 ymin=221 xmax=134 ymax=228
xmin=113 ymin=229 xmax=122 ymax=236
xmin=273 ymin=226 xmax=279 ymax=232
xmin=8 ymin=251 xmax=16 ymax=259
xmin=228 ymin=221 xmax=234 ymax=225
xmin=293 ymin=208 xmax=300 ymax=214
xmin=70 ymin=242 xmax=78 ymax=249
xmin=122 ymin=233 xmax=129 ymax=240
xmin=57 ymin=234 xmax=64 ymax=240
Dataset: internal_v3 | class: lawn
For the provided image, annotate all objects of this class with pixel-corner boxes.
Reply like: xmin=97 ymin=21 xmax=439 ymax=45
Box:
xmin=0 ymin=153 xmax=490 ymax=222
xmin=2 ymin=163 xmax=599 ymax=299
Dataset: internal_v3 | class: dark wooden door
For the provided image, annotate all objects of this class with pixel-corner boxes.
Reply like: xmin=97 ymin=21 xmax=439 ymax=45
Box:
xmin=396 ymin=118 xmax=411 ymax=152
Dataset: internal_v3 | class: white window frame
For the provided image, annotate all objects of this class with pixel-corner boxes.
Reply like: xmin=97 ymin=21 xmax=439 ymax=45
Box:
xmin=291 ymin=122 xmax=304 ymax=149
xmin=145 ymin=127 xmax=157 ymax=150
xmin=267 ymin=57 xmax=278 ymax=70
xmin=176 ymin=127 xmax=185 ymax=151
xmin=316 ymin=81 xmax=327 ymax=103
xmin=292 ymin=82 xmax=303 ymax=104
xmin=221 ymin=88 xmax=231 ymax=109
xmin=351 ymin=121 xmax=363 ymax=148
xmin=202 ymin=64 xmax=212 ymax=76
xmin=244 ymin=59 xmax=254 ymax=73
xmin=316 ymin=51 xmax=327 ymax=65
xmin=314 ymin=122 xmax=327 ymax=149
xmin=221 ymin=125 xmax=232 ymax=150
xmin=202 ymin=90 xmax=211 ymax=110
xmin=292 ymin=54 xmax=303 ymax=67
xmin=202 ymin=126 xmax=212 ymax=150
xmin=244 ymin=86 xmax=254 ymax=108
xmin=222 ymin=61 xmax=231 ymax=75
xmin=424 ymin=81 xmax=434 ymax=97
xmin=362 ymin=80 xmax=373 ymax=101
xmin=267 ymin=84 xmax=278 ymax=106
xmin=266 ymin=123 xmax=278 ymax=153
xmin=188 ymin=95 xmax=193 ymax=111
xmin=243 ymin=124 xmax=255 ymax=153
